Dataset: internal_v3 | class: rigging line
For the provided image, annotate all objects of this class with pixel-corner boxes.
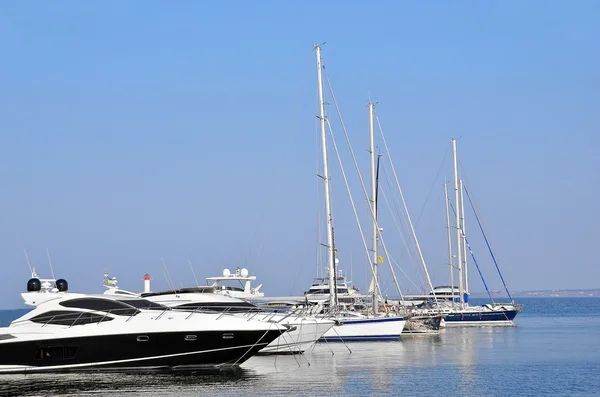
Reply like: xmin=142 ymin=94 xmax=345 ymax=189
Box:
xmin=448 ymin=201 xmax=496 ymax=303
xmin=464 ymin=237 xmax=495 ymax=303
xmin=385 ymin=251 xmax=422 ymax=293
xmin=378 ymin=177 xmax=424 ymax=291
xmin=422 ymin=184 xmax=447 ymax=238
xmin=388 ymin=246 xmax=422 ymax=291
xmin=457 ymin=159 xmax=499 ymax=267
xmin=458 ymin=160 xmax=508 ymax=292
xmin=413 ymin=143 xmax=451 ymax=227
xmin=379 ymin=162 xmax=422 ymax=273
xmin=324 ymin=117 xmax=385 ymax=303
xmin=380 ymin=163 xmax=417 ymax=265
xmin=397 ymin=180 xmax=446 ymax=292
xmin=374 ymin=113 xmax=436 ymax=301
xmin=463 ymin=186 xmax=513 ymax=302
xmin=322 ymin=71 xmax=404 ymax=302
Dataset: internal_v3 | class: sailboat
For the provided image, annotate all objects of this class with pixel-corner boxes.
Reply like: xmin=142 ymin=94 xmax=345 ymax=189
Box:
xmin=435 ymin=139 xmax=523 ymax=325
xmin=365 ymin=102 xmax=443 ymax=334
xmin=312 ymin=44 xmax=405 ymax=341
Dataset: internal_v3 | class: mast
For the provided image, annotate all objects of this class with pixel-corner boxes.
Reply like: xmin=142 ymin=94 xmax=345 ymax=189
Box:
xmin=459 ymin=179 xmax=469 ymax=294
xmin=368 ymin=102 xmax=379 ymax=314
xmin=314 ymin=44 xmax=337 ymax=311
xmin=444 ymin=182 xmax=455 ymax=302
xmin=452 ymin=138 xmax=464 ymax=306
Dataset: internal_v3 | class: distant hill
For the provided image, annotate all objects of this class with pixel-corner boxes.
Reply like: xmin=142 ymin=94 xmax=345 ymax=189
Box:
xmin=470 ymin=289 xmax=600 ymax=298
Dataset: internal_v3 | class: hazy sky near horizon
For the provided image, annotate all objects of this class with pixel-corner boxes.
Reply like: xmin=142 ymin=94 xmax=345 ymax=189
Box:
xmin=0 ymin=1 xmax=598 ymax=308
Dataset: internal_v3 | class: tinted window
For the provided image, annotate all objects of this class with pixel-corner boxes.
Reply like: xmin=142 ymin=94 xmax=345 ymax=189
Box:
xmin=30 ymin=310 xmax=114 ymax=326
xmin=60 ymin=298 xmax=139 ymax=316
xmin=176 ymin=301 xmax=258 ymax=313
xmin=118 ymin=299 xmax=167 ymax=311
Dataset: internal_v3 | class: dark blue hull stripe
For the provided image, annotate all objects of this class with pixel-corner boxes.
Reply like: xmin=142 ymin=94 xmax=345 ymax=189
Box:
xmin=444 ymin=310 xmax=519 ymax=323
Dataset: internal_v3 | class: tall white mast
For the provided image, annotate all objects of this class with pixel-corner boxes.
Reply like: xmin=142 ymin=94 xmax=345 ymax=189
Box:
xmin=368 ymin=102 xmax=379 ymax=314
xmin=444 ymin=182 xmax=455 ymax=301
xmin=452 ymin=138 xmax=464 ymax=306
xmin=459 ymin=179 xmax=469 ymax=294
xmin=314 ymin=44 xmax=337 ymax=311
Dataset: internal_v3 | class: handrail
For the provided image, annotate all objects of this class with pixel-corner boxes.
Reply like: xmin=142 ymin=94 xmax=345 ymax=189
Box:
xmin=69 ymin=312 xmax=85 ymax=328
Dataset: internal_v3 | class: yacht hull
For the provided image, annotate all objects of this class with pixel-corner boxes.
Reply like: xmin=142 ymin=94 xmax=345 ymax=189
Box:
xmin=443 ymin=309 xmax=519 ymax=326
xmin=258 ymin=317 xmax=335 ymax=354
xmin=320 ymin=317 xmax=405 ymax=342
xmin=0 ymin=329 xmax=282 ymax=374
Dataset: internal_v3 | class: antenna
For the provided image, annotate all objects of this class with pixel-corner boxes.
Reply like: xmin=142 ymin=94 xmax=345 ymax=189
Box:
xmin=188 ymin=260 xmax=200 ymax=286
xmin=23 ymin=249 xmax=33 ymax=275
xmin=161 ymin=257 xmax=176 ymax=293
xmin=46 ymin=248 xmax=56 ymax=280
xmin=162 ymin=269 xmax=173 ymax=292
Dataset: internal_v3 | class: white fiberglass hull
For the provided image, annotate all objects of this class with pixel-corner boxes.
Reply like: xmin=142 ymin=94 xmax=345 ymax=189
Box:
xmin=320 ymin=316 xmax=405 ymax=342
xmin=242 ymin=313 xmax=335 ymax=354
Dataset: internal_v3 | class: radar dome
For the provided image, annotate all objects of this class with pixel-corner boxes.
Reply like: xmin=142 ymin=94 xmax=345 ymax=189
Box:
xmin=240 ymin=268 xmax=249 ymax=277
xmin=335 ymin=258 xmax=340 ymax=264
xmin=223 ymin=268 xmax=231 ymax=277
xmin=55 ymin=279 xmax=68 ymax=292
xmin=27 ymin=278 xmax=41 ymax=292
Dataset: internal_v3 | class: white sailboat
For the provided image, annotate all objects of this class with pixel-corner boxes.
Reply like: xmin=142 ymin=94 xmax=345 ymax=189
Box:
xmin=363 ymin=102 xmax=443 ymax=334
xmin=312 ymin=44 xmax=405 ymax=341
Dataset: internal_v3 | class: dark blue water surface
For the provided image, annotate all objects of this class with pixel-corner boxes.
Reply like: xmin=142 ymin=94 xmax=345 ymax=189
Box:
xmin=0 ymin=298 xmax=598 ymax=396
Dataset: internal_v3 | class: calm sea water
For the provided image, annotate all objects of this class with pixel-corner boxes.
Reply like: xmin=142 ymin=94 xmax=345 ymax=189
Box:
xmin=1 ymin=298 xmax=599 ymax=397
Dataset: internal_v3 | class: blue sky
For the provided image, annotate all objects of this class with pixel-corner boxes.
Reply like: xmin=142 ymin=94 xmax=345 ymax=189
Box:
xmin=0 ymin=1 xmax=598 ymax=308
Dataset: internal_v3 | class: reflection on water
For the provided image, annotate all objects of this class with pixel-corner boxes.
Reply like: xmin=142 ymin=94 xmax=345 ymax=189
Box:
xmin=0 ymin=369 xmax=247 ymax=397
xmin=2 ymin=310 xmax=600 ymax=396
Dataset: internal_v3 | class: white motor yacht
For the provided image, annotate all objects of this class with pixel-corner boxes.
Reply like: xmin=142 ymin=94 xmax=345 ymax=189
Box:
xmin=205 ymin=268 xmax=265 ymax=300
xmin=0 ymin=276 xmax=286 ymax=373
xmin=304 ymin=269 xmax=368 ymax=308
xmin=103 ymin=273 xmax=334 ymax=355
